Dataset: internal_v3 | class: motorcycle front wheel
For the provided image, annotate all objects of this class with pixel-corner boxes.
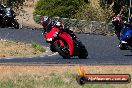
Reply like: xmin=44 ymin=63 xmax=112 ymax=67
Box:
xmin=119 ymin=43 xmax=128 ymax=50
xmin=12 ymin=19 xmax=19 ymax=29
xmin=54 ymin=41 xmax=70 ymax=59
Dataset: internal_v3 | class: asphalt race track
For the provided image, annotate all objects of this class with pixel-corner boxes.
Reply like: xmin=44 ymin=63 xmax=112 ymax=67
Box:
xmin=0 ymin=28 xmax=132 ymax=65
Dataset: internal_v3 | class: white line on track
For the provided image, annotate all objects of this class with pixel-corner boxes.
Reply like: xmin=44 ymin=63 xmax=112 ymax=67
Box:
xmin=48 ymin=52 xmax=58 ymax=57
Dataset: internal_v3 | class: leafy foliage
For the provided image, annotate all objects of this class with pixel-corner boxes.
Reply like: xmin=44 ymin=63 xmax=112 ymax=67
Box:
xmin=34 ymin=0 xmax=84 ymax=18
xmin=2 ymin=0 xmax=131 ymax=22
xmin=33 ymin=0 xmax=116 ymax=22
xmin=75 ymin=3 xmax=114 ymax=22
xmin=99 ymin=0 xmax=131 ymax=21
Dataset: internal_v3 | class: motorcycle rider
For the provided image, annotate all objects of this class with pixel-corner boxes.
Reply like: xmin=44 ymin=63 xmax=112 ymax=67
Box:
xmin=41 ymin=16 xmax=63 ymax=34
xmin=112 ymin=15 xmax=132 ymax=47
xmin=0 ymin=2 xmax=5 ymax=10
xmin=0 ymin=3 xmax=7 ymax=15
xmin=112 ymin=15 xmax=132 ymax=39
xmin=41 ymin=16 xmax=77 ymax=40
xmin=112 ymin=16 xmax=123 ymax=40
xmin=0 ymin=3 xmax=3 ymax=11
xmin=0 ymin=3 xmax=12 ymax=28
xmin=0 ymin=3 xmax=5 ymax=27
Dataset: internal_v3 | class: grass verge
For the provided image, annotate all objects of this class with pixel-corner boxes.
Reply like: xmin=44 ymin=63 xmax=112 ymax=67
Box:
xmin=0 ymin=39 xmax=46 ymax=57
xmin=0 ymin=65 xmax=131 ymax=88
xmin=0 ymin=71 xmax=114 ymax=88
xmin=32 ymin=41 xmax=46 ymax=52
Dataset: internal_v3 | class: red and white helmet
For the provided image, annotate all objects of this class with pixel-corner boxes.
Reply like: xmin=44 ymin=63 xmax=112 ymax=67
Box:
xmin=112 ymin=16 xmax=121 ymax=26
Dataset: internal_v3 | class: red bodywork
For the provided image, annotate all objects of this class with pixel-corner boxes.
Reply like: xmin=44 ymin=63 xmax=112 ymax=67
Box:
xmin=45 ymin=27 xmax=74 ymax=56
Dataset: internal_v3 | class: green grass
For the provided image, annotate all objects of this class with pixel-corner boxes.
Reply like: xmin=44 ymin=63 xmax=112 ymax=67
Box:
xmin=0 ymin=71 xmax=115 ymax=88
xmin=32 ymin=41 xmax=46 ymax=52
xmin=0 ymin=80 xmax=14 ymax=88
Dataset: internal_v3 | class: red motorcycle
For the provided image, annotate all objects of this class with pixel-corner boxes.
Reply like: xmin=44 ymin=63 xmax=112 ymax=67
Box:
xmin=41 ymin=16 xmax=88 ymax=59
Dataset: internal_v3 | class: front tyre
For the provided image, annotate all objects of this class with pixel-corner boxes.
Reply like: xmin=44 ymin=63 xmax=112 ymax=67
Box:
xmin=54 ymin=42 xmax=70 ymax=59
xmin=12 ymin=19 xmax=19 ymax=29
xmin=119 ymin=43 xmax=128 ymax=50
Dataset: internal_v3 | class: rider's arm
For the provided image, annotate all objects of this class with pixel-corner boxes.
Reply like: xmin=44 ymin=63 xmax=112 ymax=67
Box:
xmin=42 ymin=28 xmax=46 ymax=35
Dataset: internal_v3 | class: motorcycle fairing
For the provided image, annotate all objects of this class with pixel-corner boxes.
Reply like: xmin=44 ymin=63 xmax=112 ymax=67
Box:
xmin=120 ymin=27 xmax=132 ymax=41
xmin=45 ymin=27 xmax=59 ymax=41
xmin=45 ymin=27 xmax=74 ymax=56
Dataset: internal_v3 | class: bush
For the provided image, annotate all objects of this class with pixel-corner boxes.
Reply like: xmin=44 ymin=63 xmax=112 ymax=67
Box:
xmin=75 ymin=3 xmax=98 ymax=21
xmin=33 ymin=15 xmax=42 ymax=24
xmin=34 ymin=0 xmax=114 ymax=22
xmin=75 ymin=3 xmax=114 ymax=22
xmin=33 ymin=0 xmax=84 ymax=19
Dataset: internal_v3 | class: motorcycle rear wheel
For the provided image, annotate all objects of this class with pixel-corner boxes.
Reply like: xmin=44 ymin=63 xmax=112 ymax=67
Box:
xmin=78 ymin=43 xmax=88 ymax=59
xmin=54 ymin=42 xmax=70 ymax=59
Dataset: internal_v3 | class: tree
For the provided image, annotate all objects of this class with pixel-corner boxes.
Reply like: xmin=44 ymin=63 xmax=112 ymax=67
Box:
xmin=99 ymin=0 xmax=130 ymax=21
xmin=34 ymin=0 xmax=84 ymax=18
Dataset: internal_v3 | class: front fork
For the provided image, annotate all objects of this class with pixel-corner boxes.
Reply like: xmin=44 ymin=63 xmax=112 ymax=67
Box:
xmin=50 ymin=40 xmax=65 ymax=52
xmin=119 ymin=40 xmax=132 ymax=50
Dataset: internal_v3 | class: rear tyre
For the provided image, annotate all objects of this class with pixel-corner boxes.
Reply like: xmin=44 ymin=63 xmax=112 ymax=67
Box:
xmin=54 ymin=42 xmax=70 ymax=59
xmin=78 ymin=43 xmax=88 ymax=59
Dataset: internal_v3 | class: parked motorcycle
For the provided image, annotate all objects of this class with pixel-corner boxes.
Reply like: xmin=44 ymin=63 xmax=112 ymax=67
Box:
xmin=41 ymin=17 xmax=88 ymax=59
xmin=0 ymin=7 xmax=19 ymax=29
